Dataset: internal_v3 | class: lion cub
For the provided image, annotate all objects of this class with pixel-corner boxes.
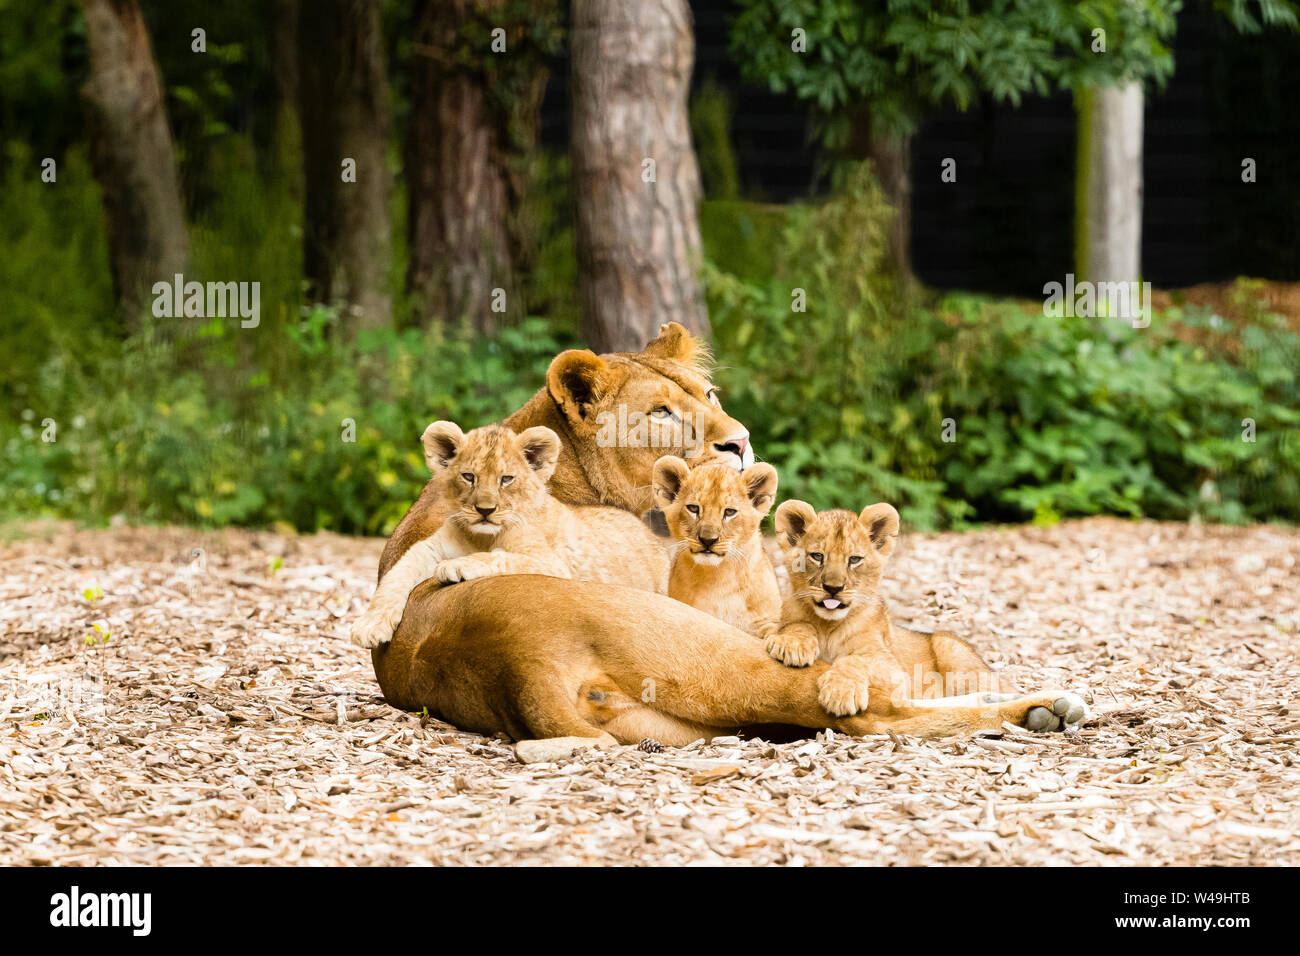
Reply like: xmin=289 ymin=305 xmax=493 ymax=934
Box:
xmin=765 ymin=500 xmax=993 ymax=717
xmin=350 ymin=421 xmax=668 ymax=648
xmin=651 ymin=456 xmax=781 ymax=635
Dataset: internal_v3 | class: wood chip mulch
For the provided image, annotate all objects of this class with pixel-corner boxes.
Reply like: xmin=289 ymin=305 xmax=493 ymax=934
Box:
xmin=1 ymin=517 xmax=1296 ymax=865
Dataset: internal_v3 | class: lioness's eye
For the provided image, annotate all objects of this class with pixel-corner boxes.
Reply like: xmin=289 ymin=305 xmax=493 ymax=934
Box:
xmin=650 ymin=405 xmax=677 ymax=421
xmin=461 ymin=472 xmax=475 ymax=484
xmin=808 ymin=552 xmax=823 ymax=564
xmin=685 ymin=504 xmax=700 ymax=515
xmin=500 ymin=475 xmax=514 ymax=486
xmin=848 ymin=555 xmax=863 ymax=567
xmin=723 ymin=508 xmax=737 ymax=519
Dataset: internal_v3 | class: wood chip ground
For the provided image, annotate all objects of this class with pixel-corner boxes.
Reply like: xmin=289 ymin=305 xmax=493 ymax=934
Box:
xmin=1 ymin=518 xmax=1296 ymax=865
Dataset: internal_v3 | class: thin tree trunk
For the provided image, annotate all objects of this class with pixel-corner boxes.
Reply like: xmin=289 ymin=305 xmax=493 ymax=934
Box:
xmin=571 ymin=0 xmax=710 ymax=354
xmin=79 ymin=0 xmax=188 ymax=326
xmin=269 ymin=0 xmax=300 ymax=163
xmin=1075 ymin=83 xmax=1144 ymax=286
xmin=850 ymin=112 xmax=913 ymax=281
xmin=298 ymin=0 xmax=392 ymax=331
xmin=407 ymin=0 xmax=521 ymax=335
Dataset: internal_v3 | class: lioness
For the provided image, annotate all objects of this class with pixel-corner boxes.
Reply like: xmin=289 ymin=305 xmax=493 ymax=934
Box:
xmin=369 ymin=323 xmax=1087 ymax=755
xmin=652 ymin=455 xmax=781 ymax=635
xmin=351 ymin=421 xmax=668 ymax=649
xmin=766 ymin=500 xmax=1087 ymax=727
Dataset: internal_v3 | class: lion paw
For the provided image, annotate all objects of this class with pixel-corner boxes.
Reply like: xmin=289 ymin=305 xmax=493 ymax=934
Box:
xmin=817 ymin=669 xmax=870 ymax=717
xmin=435 ymin=557 xmax=490 ymax=584
xmin=765 ymin=630 xmax=819 ymax=668
xmin=1025 ymin=692 xmax=1088 ymax=732
xmin=350 ymin=610 xmax=397 ymax=649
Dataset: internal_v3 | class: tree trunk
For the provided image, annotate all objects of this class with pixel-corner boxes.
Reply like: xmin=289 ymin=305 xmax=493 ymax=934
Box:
xmin=407 ymin=0 xmax=529 ymax=335
xmin=79 ymin=0 xmax=189 ymax=326
xmin=850 ymin=113 xmax=913 ymax=281
xmin=571 ymin=0 xmax=710 ymax=354
xmin=1075 ymin=83 xmax=1144 ymax=286
xmin=298 ymin=0 xmax=392 ymax=331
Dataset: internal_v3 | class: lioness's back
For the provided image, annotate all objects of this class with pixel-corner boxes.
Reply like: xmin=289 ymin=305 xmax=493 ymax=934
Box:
xmin=555 ymin=503 xmax=669 ymax=594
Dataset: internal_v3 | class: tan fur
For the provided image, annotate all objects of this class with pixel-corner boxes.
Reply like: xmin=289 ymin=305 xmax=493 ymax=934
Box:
xmin=368 ymin=324 xmax=1085 ymax=748
xmin=767 ymin=500 xmax=1007 ymax=717
xmin=652 ymin=456 xmax=781 ymax=635
xmin=351 ymin=422 xmax=667 ymax=648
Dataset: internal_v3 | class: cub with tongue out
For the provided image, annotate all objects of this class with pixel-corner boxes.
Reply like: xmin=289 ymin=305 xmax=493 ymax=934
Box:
xmin=765 ymin=500 xmax=997 ymax=718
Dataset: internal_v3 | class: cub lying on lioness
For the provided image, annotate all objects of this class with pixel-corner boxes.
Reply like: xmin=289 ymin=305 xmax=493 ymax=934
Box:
xmin=652 ymin=455 xmax=781 ymax=635
xmin=350 ymin=420 xmax=668 ymax=649
xmin=765 ymin=500 xmax=1023 ymax=719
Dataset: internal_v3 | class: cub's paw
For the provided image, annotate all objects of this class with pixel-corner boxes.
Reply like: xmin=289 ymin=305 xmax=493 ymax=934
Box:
xmin=765 ymin=630 xmax=819 ymax=668
xmin=435 ymin=557 xmax=491 ymax=584
xmin=817 ymin=669 xmax=870 ymax=717
xmin=350 ymin=611 xmax=397 ymax=649
xmin=1025 ymin=692 xmax=1089 ymax=732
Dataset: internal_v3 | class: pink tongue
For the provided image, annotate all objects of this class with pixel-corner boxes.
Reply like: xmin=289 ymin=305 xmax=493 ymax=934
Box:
xmin=822 ymin=598 xmax=841 ymax=609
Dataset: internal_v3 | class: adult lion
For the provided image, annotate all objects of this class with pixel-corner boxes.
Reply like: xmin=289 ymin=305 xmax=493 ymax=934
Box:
xmin=370 ymin=324 xmax=1084 ymax=750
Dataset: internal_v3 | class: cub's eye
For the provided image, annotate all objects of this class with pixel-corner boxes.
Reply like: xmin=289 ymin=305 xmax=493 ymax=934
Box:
xmin=848 ymin=555 xmax=863 ymax=567
xmin=808 ymin=552 xmax=824 ymax=564
xmin=706 ymin=388 xmax=721 ymax=407
xmin=461 ymin=473 xmax=475 ymax=484
xmin=723 ymin=508 xmax=737 ymax=519
xmin=685 ymin=504 xmax=700 ymax=515
xmin=500 ymin=475 xmax=514 ymax=487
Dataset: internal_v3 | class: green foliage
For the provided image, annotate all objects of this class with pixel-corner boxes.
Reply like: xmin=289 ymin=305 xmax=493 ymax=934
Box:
xmin=730 ymin=0 xmax=1179 ymax=146
xmin=690 ymin=77 xmax=741 ymax=200
xmin=705 ymin=165 xmax=1300 ymax=529
xmin=2 ymin=312 xmax=574 ymax=535
xmin=1212 ymin=0 xmax=1300 ymax=33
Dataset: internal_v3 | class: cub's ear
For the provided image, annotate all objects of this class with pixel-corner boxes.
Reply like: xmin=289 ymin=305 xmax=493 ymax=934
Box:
xmin=774 ymin=500 xmax=816 ymax=549
xmin=516 ymin=426 xmax=561 ymax=483
xmin=547 ymin=350 xmax=609 ymax=424
xmin=651 ymin=455 xmax=690 ymax=510
xmin=642 ymin=322 xmax=695 ymax=362
xmin=859 ymin=502 xmax=900 ymax=558
xmin=744 ymin=463 xmax=779 ymax=516
xmin=421 ymin=421 xmax=464 ymax=472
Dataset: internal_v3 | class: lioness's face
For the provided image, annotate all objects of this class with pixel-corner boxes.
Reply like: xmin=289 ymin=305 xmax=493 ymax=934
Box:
xmin=775 ymin=502 xmax=900 ymax=622
xmin=652 ymin=458 xmax=778 ymax=565
xmin=421 ymin=422 xmax=560 ymax=537
xmin=546 ymin=324 xmax=757 ymax=508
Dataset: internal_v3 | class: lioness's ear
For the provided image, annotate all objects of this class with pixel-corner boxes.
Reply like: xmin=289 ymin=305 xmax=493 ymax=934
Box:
xmin=859 ymin=503 xmax=900 ymax=558
xmin=547 ymin=350 xmax=609 ymax=424
xmin=744 ymin=463 xmax=778 ymax=516
xmin=642 ymin=322 xmax=696 ymax=363
xmin=516 ymin=426 xmax=561 ymax=483
xmin=652 ymin=455 xmax=690 ymax=509
xmin=775 ymin=500 xmax=816 ymax=549
xmin=422 ymin=421 xmax=464 ymax=472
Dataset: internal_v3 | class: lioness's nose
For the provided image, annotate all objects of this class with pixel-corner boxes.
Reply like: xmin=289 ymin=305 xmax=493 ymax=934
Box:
xmin=713 ymin=432 xmax=749 ymax=461
xmin=476 ymin=505 xmax=496 ymax=518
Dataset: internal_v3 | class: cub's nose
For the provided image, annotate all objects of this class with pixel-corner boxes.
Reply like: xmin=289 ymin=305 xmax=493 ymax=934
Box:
xmin=698 ymin=534 xmax=719 ymax=551
xmin=822 ymin=582 xmax=844 ymax=597
xmin=475 ymin=505 xmax=497 ymax=518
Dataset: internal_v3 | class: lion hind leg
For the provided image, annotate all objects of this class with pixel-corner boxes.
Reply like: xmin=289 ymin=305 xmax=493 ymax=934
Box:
xmin=600 ymin=706 xmax=725 ymax=748
xmin=511 ymin=675 xmax=618 ymax=763
xmin=576 ymin=677 xmax=724 ymax=747
xmin=867 ymin=689 xmax=1089 ymax=737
